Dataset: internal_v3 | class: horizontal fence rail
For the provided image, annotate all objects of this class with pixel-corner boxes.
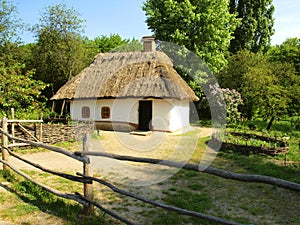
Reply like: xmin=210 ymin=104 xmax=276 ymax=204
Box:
xmin=0 ymin=128 xmax=88 ymax=163
xmin=6 ymin=148 xmax=91 ymax=184
xmin=74 ymin=151 xmax=300 ymax=192
xmin=1 ymin=120 xmax=300 ymax=225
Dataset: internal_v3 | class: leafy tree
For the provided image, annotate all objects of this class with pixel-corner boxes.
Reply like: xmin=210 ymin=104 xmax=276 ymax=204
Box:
xmin=109 ymin=38 xmax=143 ymax=53
xmin=83 ymin=34 xmax=142 ymax=61
xmin=142 ymin=0 xmax=238 ymax=74
xmin=242 ymin=61 xmax=294 ymax=129
xmin=0 ymin=0 xmax=25 ymax=65
xmin=0 ymin=1 xmax=49 ymax=116
xmin=229 ymin=0 xmax=275 ymax=53
xmin=0 ymin=0 xmax=22 ymax=45
xmin=268 ymin=37 xmax=300 ymax=74
xmin=94 ymin=34 xmax=129 ymax=53
xmin=218 ymin=50 xmax=299 ymax=129
xmin=268 ymin=38 xmax=300 ymax=117
xmin=218 ymin=50 xmax=258 ymax=93
xmin=32 ymin=4 xmax=86 ymax=99
xmin=0 ymin=62 xmax=48 ymax=116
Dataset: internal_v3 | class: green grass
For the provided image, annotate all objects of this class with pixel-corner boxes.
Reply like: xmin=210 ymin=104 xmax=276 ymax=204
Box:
xmin=0 ymin=203 xmax=39 ymax=220
xmin=226 ymin=118 xmax=300 ymax=163
xmin=218 ymin=152 xmax=300 ymax=183
xmin=0 ymin=170 xmax=117 ymax=225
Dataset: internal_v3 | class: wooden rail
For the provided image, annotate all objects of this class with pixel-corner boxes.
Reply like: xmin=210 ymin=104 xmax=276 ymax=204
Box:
xmin=1 ymin=115 xmax=94 ymax=215
xmin=2 ymin=108 xmax=43 ymax=150
xmin=1 ymin=118 xmax=300 ymax=224
xmin=74 ymin=151 xmax=300 ymax=192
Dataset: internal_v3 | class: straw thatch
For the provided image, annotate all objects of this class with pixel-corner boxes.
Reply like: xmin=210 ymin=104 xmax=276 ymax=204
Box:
xmin=51 ymin=51 xmax=199 ymax=101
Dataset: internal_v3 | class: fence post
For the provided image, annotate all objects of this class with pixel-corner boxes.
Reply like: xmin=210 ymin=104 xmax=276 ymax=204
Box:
xmin=39 ymin=113 xmax=43 ymax=142
xmin=11 ymin=108 xmax=15 ymax=150
xmin=2 ymin=117 xmax=8 ymax=170
xmin=82 ymin=133 xmax=94 ymax=215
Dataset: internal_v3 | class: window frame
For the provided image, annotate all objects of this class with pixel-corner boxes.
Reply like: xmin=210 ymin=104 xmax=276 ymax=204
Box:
xmin=81 ymin=106 xmax=90 ymax=119
xmin=101 ymin=106 xmax=110 ymax=119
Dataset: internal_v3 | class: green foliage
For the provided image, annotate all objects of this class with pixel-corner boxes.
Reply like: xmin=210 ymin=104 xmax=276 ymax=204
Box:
xmin=83 ymin=34 xmax=142 ymax=61
xmin=93 ymin=34 xmax=130 ymax=53
xmin=0 ymin=0 xmax=27 ymax=66
xmin=110 ymin=38 xmax=143 ymax=53
xmin=268 ymin=38 xmax=300 ymax=116
xmin=229 ymin=0 xmax=275 ymax=53
xmin=32 ymin=4 xmax=86 ymax=99
xmin=0 ymin=62 xmax=48 ymax=116
xmin=218 ymin=50 xmax=299 ymax=126
xmin=227 ymin=118 xmax=300 ymax=163
xmin=269 ymin=37 xmax=300 ymax=73
xmin=143 ymin=0 xmax=238 ymax=74
xmin=223 ymin=133 xmax=287 ymax=149
xmin=0 ymin=0 xmax=23 ymax=45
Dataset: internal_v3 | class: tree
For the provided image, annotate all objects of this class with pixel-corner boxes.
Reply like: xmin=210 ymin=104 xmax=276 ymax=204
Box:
xmin=32 ymin=4 xmax=86 ymax=99
xmin=218 ymin=50 xmax=299 ymax=129
xmin=83 ymin=34 xmax=143 ymax=60
xmin=229 ymin=0 xmax=275 ymax=53
xmin=268 ymin=38 xmax=300 ymax=117
xmin=94 ymin=34 xmax=129 ymax=53
xmin=142 ymin=0 xmax=238 ymax=74
xmin=269 ymin=37 xmax=300 ymax=74
xmin=0 ymin=0 xmax=25 ymax=65
xmin=242 ymin=62 xmax=293 ymax=129
xmin=0 ymin=0 xmax=22 ymax=45
xmin=0 ymin=62 xmax=47 ymax=116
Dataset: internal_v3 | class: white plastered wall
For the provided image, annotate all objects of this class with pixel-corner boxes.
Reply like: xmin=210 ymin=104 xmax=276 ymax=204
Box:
xmin=70 ymin=98 xmax=190 ymax=132
xmin=70 ymin=99 xmax=138 ymax=123
xmin=152 ymin=99 xmax=190 ymax=132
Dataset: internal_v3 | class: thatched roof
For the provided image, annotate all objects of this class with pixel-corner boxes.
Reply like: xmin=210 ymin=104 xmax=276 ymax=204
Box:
xmin=51 ymin=51 xmax=199 ymax=101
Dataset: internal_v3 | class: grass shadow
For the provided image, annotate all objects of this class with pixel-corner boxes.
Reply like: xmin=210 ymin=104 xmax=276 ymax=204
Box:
xmin=217 ymin=151 xmax=300 ymax=183
xmin=0 ymin=170 xmax=115 ymax=225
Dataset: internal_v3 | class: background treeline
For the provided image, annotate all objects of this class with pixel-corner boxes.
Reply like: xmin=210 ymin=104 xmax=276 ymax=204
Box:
xmin=144 ymin=0 xmax=300 ymax=129
xmin=0 ymin=0 xmax=299 ymax=130
xmin=0 ymin=1 xmax=142 ymax=118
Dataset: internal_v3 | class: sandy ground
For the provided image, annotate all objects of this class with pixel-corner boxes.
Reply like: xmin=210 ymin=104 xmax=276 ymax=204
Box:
xmin=8 ymin=127 xmax=212 ymax=177
xmin=1 ymin=127 xmax=213 ymax=224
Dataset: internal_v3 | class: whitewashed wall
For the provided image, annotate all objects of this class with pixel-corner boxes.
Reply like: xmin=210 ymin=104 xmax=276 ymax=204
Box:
xmin=70 ymin=98 xmax=190 ymax=132
xmin=169 ymin=99 xmax=190 ymax=131
xmin=71 ymin=99 xmax=137 ymax=122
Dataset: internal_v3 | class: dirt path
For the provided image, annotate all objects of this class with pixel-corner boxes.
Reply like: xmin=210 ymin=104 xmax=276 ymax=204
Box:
xmin=8 ymin=127 xmax=212 ymax=176
xmin=2 ymin=127 xmax=213 ymax=224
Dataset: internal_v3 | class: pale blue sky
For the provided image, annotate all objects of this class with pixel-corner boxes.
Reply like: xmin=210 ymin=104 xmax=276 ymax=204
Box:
xmin=12 ymin=0 xmax=300 ymax=45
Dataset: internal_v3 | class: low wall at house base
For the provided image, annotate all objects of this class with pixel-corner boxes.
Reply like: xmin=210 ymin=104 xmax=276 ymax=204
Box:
xmin=95 ymin=121 xmax=138 ymax=132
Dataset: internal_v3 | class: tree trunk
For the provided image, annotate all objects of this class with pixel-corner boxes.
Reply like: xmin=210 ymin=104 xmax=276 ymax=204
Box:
xmin=266 ymin=116 xmax=275 ymax=131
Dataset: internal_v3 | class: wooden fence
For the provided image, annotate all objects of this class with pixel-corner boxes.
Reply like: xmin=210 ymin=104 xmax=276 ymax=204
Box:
xmin=1 ymin=117 xmax=300 ymax=225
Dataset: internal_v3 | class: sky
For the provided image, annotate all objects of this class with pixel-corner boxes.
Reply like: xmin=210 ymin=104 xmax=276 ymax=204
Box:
xmin=11 ymin=0 xmax=300 ymax=45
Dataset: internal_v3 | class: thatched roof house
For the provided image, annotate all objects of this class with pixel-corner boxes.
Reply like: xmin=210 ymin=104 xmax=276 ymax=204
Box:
xmin=51 ymin=37 xmax=198 ymax=132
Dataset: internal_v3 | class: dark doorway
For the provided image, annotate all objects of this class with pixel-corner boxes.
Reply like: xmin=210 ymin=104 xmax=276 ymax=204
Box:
xmin=138 ymin=100 xmax=152 ymax=131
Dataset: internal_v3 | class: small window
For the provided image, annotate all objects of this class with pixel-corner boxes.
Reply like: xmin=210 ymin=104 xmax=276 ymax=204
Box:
xmin=82 ymin=106 xmax=90 ymax=118
xmin=101 ymin=106 xmax=110 ymax=119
